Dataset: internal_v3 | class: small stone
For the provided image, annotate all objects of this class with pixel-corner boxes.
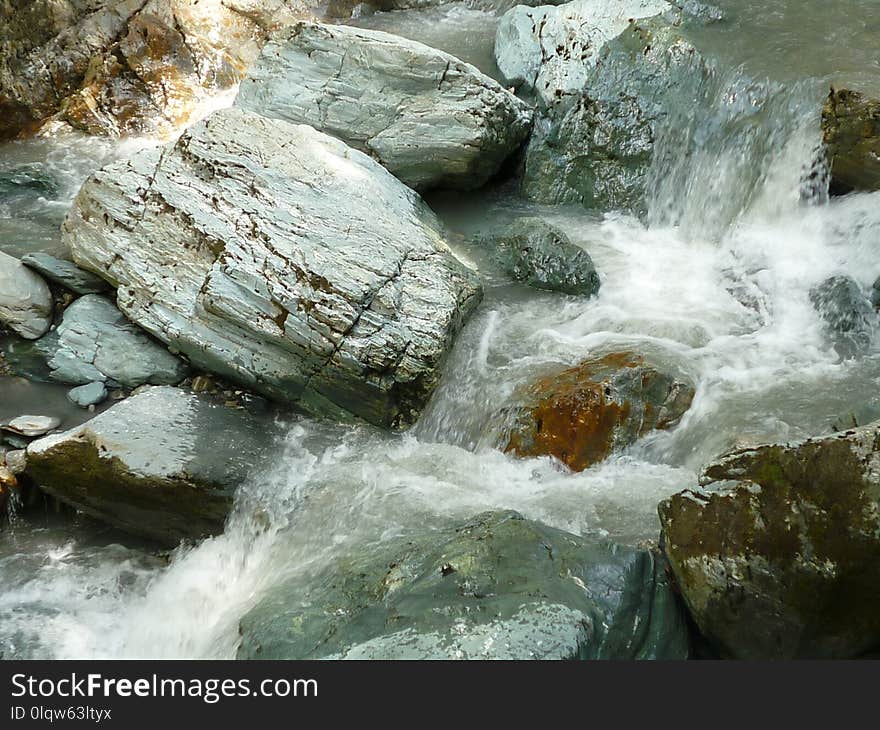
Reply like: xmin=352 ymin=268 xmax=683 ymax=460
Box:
xmin=3 ymin=415 xmax=61 ymax=438
xmin=5 ymin=450 xmax=27 ymax=475
xmin=191 ymin=375 xmax=215 ymax=393
xmin=67 ymin=381 xmax=108 ymax=408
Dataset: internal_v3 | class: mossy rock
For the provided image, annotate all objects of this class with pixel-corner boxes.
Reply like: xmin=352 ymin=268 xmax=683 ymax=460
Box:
xmin=822 ymin=88 xmax=880 ymax=195
xmin=238 ymin=510 xmax=690 ymax=659
xmin=499 ymin=352 xmax=694 ymax=472
xmin=659 ymin=422 xmax=880 ymax=658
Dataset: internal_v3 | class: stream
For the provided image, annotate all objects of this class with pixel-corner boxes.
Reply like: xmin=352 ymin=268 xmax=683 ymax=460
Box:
xmin=2 ymin=0 xmax=880 ymax=658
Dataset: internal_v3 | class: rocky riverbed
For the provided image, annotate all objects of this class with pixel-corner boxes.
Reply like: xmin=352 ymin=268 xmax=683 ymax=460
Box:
xmin=2 ymin=0 xmax=880 ymax=660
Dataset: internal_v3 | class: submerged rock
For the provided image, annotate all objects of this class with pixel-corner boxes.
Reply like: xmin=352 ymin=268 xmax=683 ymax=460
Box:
xmin=235 ymin=22 xmax=532 ymax=191
xmin=0 ymin=0 xmax=306 ymax=140
xmin=24 ymin=386 xmax=280 ymax=545
xmin=34 ymin=294 xmax=189 ymax=387
xmin=21 ymin=253 xmax=110 ymax=295
xmin=483 ymin=217 xmax=600 ymax=296
xmin=500 ymin=352 xmax=694 ymax=471
xmin=821 ymin=88 xmax=880 ymax=195
xmin=659 ymin=422 xmax=880 ymax=658
xmin=238 ymin=510 xmax=689 ymax=659
xmin=809 ymin=275 xmax=874 ymax=359
xmin=63 ymin=108 xmax=482 ymax=429
xmin=495 ymin=0 xmax=711 ymax=210
xmin=0 ymin=251 xmax=53 ymax=339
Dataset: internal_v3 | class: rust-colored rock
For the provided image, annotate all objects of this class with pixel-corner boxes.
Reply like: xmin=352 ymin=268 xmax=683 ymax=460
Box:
xmin=502 ymin=352 xmax=694 ymax=471
xmin=0 ymin=0 xmax=312 ymax=141
xmin=822 ymin=87 xmax=880 ymax=195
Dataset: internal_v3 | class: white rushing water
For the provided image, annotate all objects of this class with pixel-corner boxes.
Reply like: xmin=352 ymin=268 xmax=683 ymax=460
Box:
xmin=3 ymin=1 xmax=880 ymax=658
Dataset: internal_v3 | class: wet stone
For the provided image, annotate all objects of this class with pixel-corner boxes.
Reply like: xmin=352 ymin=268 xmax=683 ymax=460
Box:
xmin=809 ymin=275 xmax=875 ymax=359
xmin=20 ymin=253 xmax=110 ymax=295
xmin=67 ymin=382 xmax=108 ymax=409
xmin=2 ymin=415 xmax=61 ymax=438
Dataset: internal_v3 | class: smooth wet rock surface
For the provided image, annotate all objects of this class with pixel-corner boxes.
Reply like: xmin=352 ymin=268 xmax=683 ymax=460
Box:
xmin=238 ymin=510 xmax=689 ymax=659
xmin=500 ymin=351 xmax=694 ymax=471
xmin=0 ymin=250 xmax=53 ymax=339
xmin=822 ymin=88 xmax=880 ymax=195
xmin=24 ymin=386 xmax=282 ymax=545
xmin=67 ymin=381 xmax=108 ymax=408
xmin=495 ymin=0 xmax=711 ymax=210
xmin=484 ymin=217 xmax=600 ymax=295
xmin=63 ymin=107 xmax=482 ymax=429
xmin=21 ymin=253 xmax=110 ymax=295
xmin=660 ymin=421 xmax=880 ymax=658
xmin=236 ymin=21 xmax=532 ymax=191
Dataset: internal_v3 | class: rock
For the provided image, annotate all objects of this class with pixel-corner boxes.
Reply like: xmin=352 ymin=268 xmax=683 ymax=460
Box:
xmin=821 ymin=88 xmax=880 ymax=195
xmin=809 ymin=275 xmax=875 ymax=359
xmin=63 ymin=108 xmax=482 ymax=429
xmin=67 ymin=381 xmax=108 ymax=408
xmin=495 ymin=1 xmax=711 ymax=209
xmin=4 ymin=449 xmax=26 ymax=475
xmin=659 ymin=421 xmax=880 ymax=658
xmin=500 ymin=352 xmax=694 ymax=471
xmin=24 ymin=385 xmax=280 ymax=545
xmin=0 ymin=465 xmax=15 ymax=519
xmin=20 ymin=253 xmax=110 ymax=295
xmin=0 ymin=250 xmax=53 ymax=339
xmin=2 ymin=415 xmax=61 ymax=438
xmin=484 ymin=217 xmax=600 ymax=296
xmin=0 ymin=0 xmax=310 ymax=141
xmin=0 ymin=163 xmax=60 ymax=198
xmin=235 ymin=22 xmax=532 ymax=191
xmin=238 ymin=510 xmax=689 ymax=659
xmin=871 ymin=275 xmax=880 ymax=308
xmin=33 ymin=294 xmax=189 ymax=387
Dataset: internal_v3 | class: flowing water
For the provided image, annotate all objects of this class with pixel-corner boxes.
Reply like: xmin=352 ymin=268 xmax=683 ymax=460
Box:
xmin=2 ymin=1 xmax=880 ymax=658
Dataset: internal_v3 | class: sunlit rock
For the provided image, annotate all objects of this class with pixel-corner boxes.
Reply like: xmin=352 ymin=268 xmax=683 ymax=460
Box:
xmin=822 ymin=88 xmax=880 ymax=195
xmin=238 ymin=510 xmax=690 ymax=659
xmin=0 ymin=251 xmax=53 ymax=339
xmin=63 ymin=107 xmax=482 ymax=428
xmin=236 ymin=22 xmax=532 ymax=191
xmin=0 ymin=0 xmax=310 ymax=141
xmin=24 ymin=385 xmax=280 ymax=545
xmin=498 ymin=352 xmax=694 ymax=471
xmin=481 ymin=216 xmax=600 ymax=295
xmin=495 ymin=0 xmax=713 ymax=210
xmin=660 ymin=422 xmax=880 ymax=658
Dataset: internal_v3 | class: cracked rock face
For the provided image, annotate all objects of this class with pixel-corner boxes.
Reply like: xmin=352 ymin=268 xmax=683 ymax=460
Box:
xmin=62 ymin=107 xmax=482 ymax=429
xmin=237 ymin=510 xmax=689 ymax=659
xmin=235 ymin=21 xmax=533 ymax=191
xmin=0 ymin=0 xmax=309 ymax=140
xmin=495 ymin=0 xmax=713 ymax=210
xmin=0 ymin=250 xmax=53 ymax=339
xmin=659 ymin=422 xmax=880 ymax=658
xmin=24 ymin=385 xmax=281 ymax=545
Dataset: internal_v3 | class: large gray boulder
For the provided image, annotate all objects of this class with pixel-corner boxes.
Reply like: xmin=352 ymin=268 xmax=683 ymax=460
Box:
xmin=238 ymin=510 xmax=690 ymax=659
xmin=34 ymin=294 xmax=190 ymax=387
xmin=0 ymin=250 xmax=53 ymax=339
xmin=235 ymin=22 xmax=532 ymax=191
xmin=495 ymin=0 xmax=712 ymax=210
xmin=62 ymin=107 xmax=482 ymax=429
xmin=659 ymin=422 xmax=880 ymax=659
xmin=24 ymin=386 xmax=280 ymax=545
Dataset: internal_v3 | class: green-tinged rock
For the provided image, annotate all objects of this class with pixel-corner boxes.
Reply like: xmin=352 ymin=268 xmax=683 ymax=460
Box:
xmin=25 ymin=386 xmax=281 ymax=545
xmin=659 ymin=421 xmax=880 ymax=658
xmin=34 ymin=294 xmax=190 ymax=387
xmin=238 ymin=510 xmax=689 ymax=659
xmin=498 ymin=352 xmax=694 ymax=472
xmin=822 ymin=88 xmax=880 ymax=195
xmin=67 ymin=381 xmax=107 ymax=408
xmin=809 ymin=275 xmax=875 ymax=359
xmin=484 ymin=217 xmax=600 ymax=296
xmin=21 ymin=253 xmax=110 ymax=295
